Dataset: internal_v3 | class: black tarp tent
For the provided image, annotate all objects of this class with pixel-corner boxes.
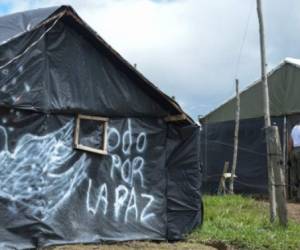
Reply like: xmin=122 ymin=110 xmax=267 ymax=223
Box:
xmin=200 ymin=58 xmax=300 ymax=196
xmin=0 ymin=6 xmax=202 ymax=249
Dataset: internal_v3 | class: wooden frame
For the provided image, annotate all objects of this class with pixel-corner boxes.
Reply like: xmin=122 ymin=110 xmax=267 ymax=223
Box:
xmin=74 ymin=114 xmax=109 ymax=155
xmin=164 ymin=113 xmax=187 ymax=122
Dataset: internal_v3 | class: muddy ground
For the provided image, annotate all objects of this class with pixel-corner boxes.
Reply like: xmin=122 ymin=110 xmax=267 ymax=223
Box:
xmin=47 ymin=242 xmax=217 ymax=250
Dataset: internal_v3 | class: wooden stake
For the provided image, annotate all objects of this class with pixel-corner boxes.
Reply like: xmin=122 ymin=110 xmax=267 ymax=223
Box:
xmin=218 ymin=161 xmax=229 ymax=195
xmin=256 ymin=0 xmax=276 ymax=222
xmin=229 ymin=79 xmax=240 ymax=194
xmin=266 ymin=126 xmax=288 ymax=226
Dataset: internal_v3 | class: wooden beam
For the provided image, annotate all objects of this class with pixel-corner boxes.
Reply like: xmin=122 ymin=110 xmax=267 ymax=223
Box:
xmin=75 ymin=144 xmax=108 ymax=155
xmin=164 ymin=113 xmax=187 ymax=122
xmin=77 ymin=114 xmax=109 ymax=122
xmin=229 ymin=79 xmax=240 ymax=194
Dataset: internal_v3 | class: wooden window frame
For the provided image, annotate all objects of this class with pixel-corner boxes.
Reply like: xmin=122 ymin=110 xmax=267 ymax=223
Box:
xmin=74 ymin=114 xmax=109 ymax=155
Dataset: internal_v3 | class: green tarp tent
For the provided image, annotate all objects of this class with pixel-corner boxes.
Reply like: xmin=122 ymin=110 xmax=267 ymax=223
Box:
xmin=200 ymin=58 xmax=300 ymax=196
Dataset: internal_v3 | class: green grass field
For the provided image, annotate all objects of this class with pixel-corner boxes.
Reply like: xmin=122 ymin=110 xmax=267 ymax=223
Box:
xmin=50 ymin=195 xmax=300 ymax=250
xmin=190 ymin=195 xmax=300 ymax=250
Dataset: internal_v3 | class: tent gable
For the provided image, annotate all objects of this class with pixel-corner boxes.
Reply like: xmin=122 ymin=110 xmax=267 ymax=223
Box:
xmin=201 ymin=61 xmax=300 ymax=124
xmin=42 ymin=18 xmax=170 ymax=117
xmin=0 ymin=6 xmax=193 ymax=123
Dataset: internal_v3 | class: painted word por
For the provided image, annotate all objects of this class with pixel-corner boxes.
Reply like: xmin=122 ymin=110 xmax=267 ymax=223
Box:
xmin=108 ymin=119 xmax=147 ymax=188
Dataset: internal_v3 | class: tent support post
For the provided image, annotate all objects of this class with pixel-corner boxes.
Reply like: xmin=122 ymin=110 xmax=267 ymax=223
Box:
xmin=257 ymin=0 xmax=276 ymax=223
xmin=229 ymin=79 xmax=240 ymax=194
xmin=283 ymin=116 xmax=289 ymax=197
xmin=266 ymin=127 xmax=288 ymax=226
xmin=257 ymin=0 xmax=287 ymax=226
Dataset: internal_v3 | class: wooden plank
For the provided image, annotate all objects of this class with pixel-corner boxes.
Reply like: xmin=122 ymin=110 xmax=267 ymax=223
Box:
xmin=76 ymin=144 xmax=108 ymax=155
xmin=164 ymin=113 xmax=187 ymax=122
xmin=74 ymin=115 xmax=80 ymax=147
xmin=78 ymin=114 xmax=109 ymax=122
xmin=224 ymin=173 xmax=236 ymax=178
xmin=103 ymin=121 xmax=108 ymax=153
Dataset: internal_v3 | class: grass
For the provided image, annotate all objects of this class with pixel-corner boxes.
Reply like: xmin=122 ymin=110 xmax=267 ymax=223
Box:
xmin=189 ymin=195 xmax=300 ymax=250
xmin=49 ymin=195 xmax=300 ymax=250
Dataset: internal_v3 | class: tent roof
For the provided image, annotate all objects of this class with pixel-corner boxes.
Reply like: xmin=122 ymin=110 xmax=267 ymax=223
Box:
xmin=0 ymin=6 xmax=60 ymax=45
xmin=201 ymin=58 xmax=300 ymax=124
xmin=0 ymin=6 xmax=194 ymax=125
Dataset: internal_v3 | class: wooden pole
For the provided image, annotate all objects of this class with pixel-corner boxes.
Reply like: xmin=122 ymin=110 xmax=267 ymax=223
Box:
xmin=256 ymin=0 xmax=276 ymax=223
xmin=229 ymin=79 xmax=240 ymax=194
xmin=283 ymin=116 xmax=289 ymax=198
xmin=266 ymin=126 xmax=288 ymax=226
xmin=218 ymin=161 xmax=229 ymax=195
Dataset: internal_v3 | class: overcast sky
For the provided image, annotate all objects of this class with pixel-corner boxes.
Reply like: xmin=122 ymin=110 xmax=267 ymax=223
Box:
xmin=0 ymin=0 xmax=300 ymax=119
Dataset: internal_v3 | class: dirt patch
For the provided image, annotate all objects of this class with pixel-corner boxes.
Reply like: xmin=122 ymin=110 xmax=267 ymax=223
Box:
xmin=256 ymin=199 xmax=300 ymax=224
xmin=205 ymin=241 xmax=236 ymax=250
xmin=287 ymin=202 xmax=300 ymax=223
xmin=47 ymin=242 xmax=216 ymax=250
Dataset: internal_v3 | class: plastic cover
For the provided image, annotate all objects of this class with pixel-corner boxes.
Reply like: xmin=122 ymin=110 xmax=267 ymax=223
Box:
xmin=0 ymin=6 xmax=202 ymax=248
xmin=0 ymin=108 xmax=202 ymax=248
xmin=201 ymin=117 xmax=284 ymax=194
xmin=202 ymin=63 xmax=300 ymax=123
xmin=0 ymin=6 xmax=189 ymax=119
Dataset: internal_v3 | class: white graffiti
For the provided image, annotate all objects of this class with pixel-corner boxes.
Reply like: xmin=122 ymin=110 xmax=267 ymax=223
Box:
xmin=86 ymin=179 xmax=108 ymax=216
xmin=125 ymin=187 xmax=138 ymax=223
xmin=86 ymin=182 xmax=156 ymax=224
xmin=136 ymin=132 xmax=147 ymax=153
xmin=0 ymin=66 xmax=31 ymax=104
xmin=109 ymin=119 xmax=147 ymax=187
xmin=140 ymin=194 xmax=155 ymax=222
xmin=114 ymin=184 xmax=129 ymax=220
xmin=86 ymin=119 xmax=156 ymax=225
xmin=0 ymin=120 xmax=90 ymax=219
xmin=107 ymin=127 xmax=121 ymax=151
xmin=107 ymin=119 xmax=147 ymax=155
xmin=0 ymin=116 xmax=158 ymax=226
xmin=110 ymin=155 xmax=145 ymax=187
xmin=113 ymin=186 xmax=155 ymax=224
xmin=122 ymin=119 xmax=133 ymax=155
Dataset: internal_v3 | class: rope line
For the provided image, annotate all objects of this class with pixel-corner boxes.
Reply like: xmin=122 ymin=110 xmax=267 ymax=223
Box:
xmin=204 ymin=139 xmax=267 ymax=156
xmin=0 ymin=12 xmax=65 ymax=71
xmin=234 ymin=0 xmax=255 ymax=78
xmin=204 ymin=176 xmax=293 ymax=189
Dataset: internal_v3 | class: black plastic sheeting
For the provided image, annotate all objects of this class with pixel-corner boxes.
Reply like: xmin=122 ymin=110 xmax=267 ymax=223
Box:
xmin=0 ymin=6 xmax=59 ymax=44
xmin=78 ymin=119 xmax=104 ymax=149
xmin=0 ymin=18 xmax=168 ymax=117
xmin=201 ymin=117 xmax=284 ymax=194
xmin=0 ymin=6 xmax=188 ymax=118
xmin=167 ymin=126 xmax=203 ymax=240
xmin=166 ymin=124 xmax=202 ymax=239
xmin=0 ymin=6 xmax=202 ymax=248
xmin=0 ymin=107 xmax=202 ymax=249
